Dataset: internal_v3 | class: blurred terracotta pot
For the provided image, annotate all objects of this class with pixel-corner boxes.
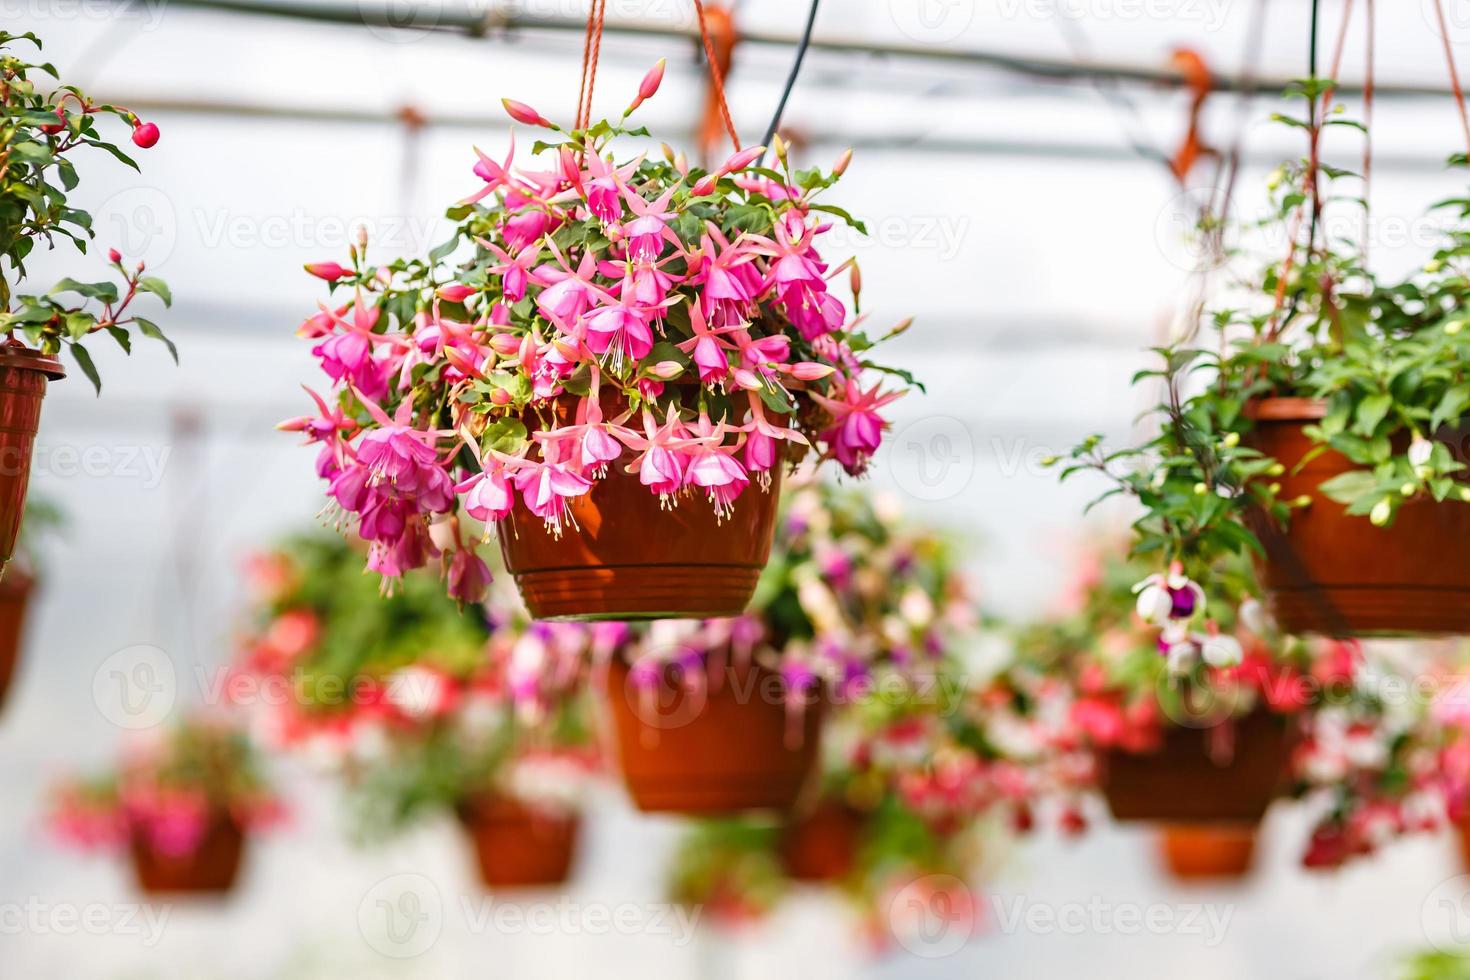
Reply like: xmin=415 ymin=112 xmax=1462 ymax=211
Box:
xmin=0 ymin=569 xmax=35 ymax=714
xmin=0 ymin=347 xmax=63 ymax=582
xmin=604 ymin=653 xmax=822 ymax=815
xmin=1248 ymin=398 xmax=1470 ymax=636
xmin=1158 ymin=824 xmax=1257 ymax=880
xmin=1101 ymin=710 xmax=1295 ymax=823
xmin=497 ymin=396 xmax=782 ymax=622
xmin=130 ymin=815 xmax=244 ymax=895
xmin=456 ymin=798 xmax=580 ymax=888
xmin=781 ymin=800 xmax=865 ymax=882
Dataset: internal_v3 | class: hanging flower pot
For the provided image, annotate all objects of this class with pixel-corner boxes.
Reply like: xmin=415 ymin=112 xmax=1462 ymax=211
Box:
xmin=130 ymin=814 xmax=245 ymax=895
xmin=0 ymin=567 xmax=35 ymax=712
xmin=780 ymin=799 xmax=866 ymax=882
xmin=1157 ymin=824 xmax=1257 ymax=880
xmin=1247 ymin=398 xmax=1470 ymax=636
xmin=498 ymin=395 xmax=784 ymax=621
xmin=0 ymin=350 xmax=63 ymax=581
xmin=1101 ymin=709 xmax=1295 ymax=823
xmin=286 ymin=53 xmax=914 ymax=624
xmin=604 ymin=651 xmax=822 ymax=814
xmin=456 ymin=797 xmax=581 ymax=888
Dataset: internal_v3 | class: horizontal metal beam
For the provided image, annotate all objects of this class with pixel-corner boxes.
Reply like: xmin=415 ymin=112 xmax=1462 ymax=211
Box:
xmin=130 ymin=0 xmax=1447 ymax=100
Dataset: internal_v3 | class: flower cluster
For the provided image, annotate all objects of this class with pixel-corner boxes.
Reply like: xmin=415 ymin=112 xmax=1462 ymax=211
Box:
xmin=285 ymin=60 xmax=912 ymax=598
xmin=46 ymin=717 xmax=282 ymax=858
xmin=237 ymin=535 xmax=607 ymax=834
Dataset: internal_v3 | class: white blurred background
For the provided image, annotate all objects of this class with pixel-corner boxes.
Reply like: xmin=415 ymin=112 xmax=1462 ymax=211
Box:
xmin=5 ymin=0 xmax=1470 ymax=976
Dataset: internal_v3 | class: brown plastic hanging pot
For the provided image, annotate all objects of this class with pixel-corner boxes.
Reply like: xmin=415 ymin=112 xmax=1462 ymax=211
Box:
xmin=0 ymin=347 xmax=64 ymax=582
xmin=781 ymin=799 xmax=866 ymax=882
xmin=1157 ymin=824 xmax=1257 ymax=880
xmin=455 ymin=797 xmax=580 ymax=888
xmin=130 ymin=814 xmax=245 ymax=895
xmin=603 ymin=652 xmax=822 ymax=815
xmin=1100 ymin=709 xmax=1295 ymax=823
xmin=0 ymin=569 xmax=35 ymax=714
xmin=497 ymin=395 xmax=783 ymax=622
xmin=1247 ymin=397 xmax=1470 ymax=636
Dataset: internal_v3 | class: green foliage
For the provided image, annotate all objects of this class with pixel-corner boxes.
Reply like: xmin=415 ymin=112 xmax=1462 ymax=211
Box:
xmin=0 ymin=31 xmax=174 ymax=390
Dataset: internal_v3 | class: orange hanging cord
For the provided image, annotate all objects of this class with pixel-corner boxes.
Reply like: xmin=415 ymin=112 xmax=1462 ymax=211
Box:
xmin=694 ymin=1 xmax=742 ymax=154
xmin=1432 ymin=0 xmax=1470 ymax=158
xmin=574 ymin=0 xmax=608 ymax=132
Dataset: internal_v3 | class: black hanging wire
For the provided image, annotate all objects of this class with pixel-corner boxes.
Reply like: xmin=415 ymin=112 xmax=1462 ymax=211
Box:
xmin=762 ymin=0 xmax=820 ymax=151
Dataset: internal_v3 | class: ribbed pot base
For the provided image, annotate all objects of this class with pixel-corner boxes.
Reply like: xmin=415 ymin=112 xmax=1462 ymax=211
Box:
xmin=512 ymin=564 xmax=762 ymax=622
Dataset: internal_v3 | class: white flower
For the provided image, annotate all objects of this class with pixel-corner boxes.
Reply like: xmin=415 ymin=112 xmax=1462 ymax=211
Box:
xmin=1238 ymin=597 xmax=1271 ymax=635
xmin=1408 ymin=436 xmax=1434 ymax=468
xmin=1201 ymin=634 xmax=1243 ymax=669
xmin=898 ymin=587 xmax=935 ymax=629
xmin=1165 ymin=636 xmax=1199 ymax=676
xmin=1134 ymin=582 xmax=1173 ymax=625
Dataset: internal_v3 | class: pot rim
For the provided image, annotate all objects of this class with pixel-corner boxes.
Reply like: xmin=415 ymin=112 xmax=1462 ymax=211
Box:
xmin=0 ymin=344 xmax=66 ymax=380
xmin=1245 ymin=396 xmax=1326 ymax=422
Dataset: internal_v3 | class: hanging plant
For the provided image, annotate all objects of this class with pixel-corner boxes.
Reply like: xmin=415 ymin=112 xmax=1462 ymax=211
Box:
xmin=237 ymin=535 xmax=608 ymax=887
xmin=0 ymin=32 xmax=175 ymax=577
xmin=1015 ymin=545 xmax=1312 ymax=823
xmin=285 ymin=56 xmax=914 ymax=621
xmin=606 ymin=481 xmax=975 ymax=814
xmin=1050 ymin=62 xmax=1470 ymax=636
xmin=45 ymin=717 xmax=283 ymax=895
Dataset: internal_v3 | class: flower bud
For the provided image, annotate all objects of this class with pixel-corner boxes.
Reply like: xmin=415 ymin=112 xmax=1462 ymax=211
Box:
xmin=789 ymin=362 xmax=835 ymax=381
xmin=625 ymin=58 xmax=665 ymax=115
xmin=691 ymin=176 xmax=716 ymax=197
xmin=1193 ymin=482 xmax=1208 ymax=495
xmin=1447 ymin=319 xmax=1466 ymax=336
xmin=490 ymin=388 xmax=513 ymax=406
xmin=1266 ymin=463 xmax=1285 ymax=477
xmin=1401 ymin=482 xmax=1418 ymax=498
xmin=488 ymin=334 xmax=521 ymax=356
xmin=304 ymin=262 xmax=350 ymax=282
xmin=1291 ymin=494 xmax=1313 ymax=508
xmin=1426 ymin=259 xmax=1446 ymax=274
xmin=1222 ymin=431 xmax=1240 ymax=448
xmin=108 ymin=248 xmax=122 ymax=264
xmin=849 ymin=262 xmax=863 ymax=299
xmin=502 ymin=99 xmax=554 ymax=129
xmin=1409 ymin=436 xmax=1434 ymax=467
xmin=39 ymin=108 xmax=65 ymax=135
xmin=130 ymin=120 xmax=160 ymax=148
xmin=1370 ymin=499 xmax=1393 ymax=526
xmin=1460 ymin=486 xmax=1470 ymax=503
xmin=832 ymin=148 xmax=853 ymax=177
xmin=648 ymin=360 xmax=684 ymax=380
xmin=436 ymin=284 xmax=475 ymax=304
xmin=773 ymin=133 xmax=788 ymax=166
xmin=720 ymin=146 xmax=766 ymax=175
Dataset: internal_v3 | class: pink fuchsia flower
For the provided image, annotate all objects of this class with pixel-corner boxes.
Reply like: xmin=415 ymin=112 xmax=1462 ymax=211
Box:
xmin=620 ymin=183 xmax=680 ymax=263
xmin=585 ymin=298 xmax=664 ymax=372
xmin=461 ymin=133 xmax=517 ymax=206
xmin=682 ymin=413 xmax=750 ymax=519
xmin=534 ymin=244 xmax=600 ymax=323
xmin=511 ymin=454 xmax=593 ymax=534
xmin=457 ymin=463 xmax=515 ymax=524
xmin=367 ymin=518 xmax=438 ymax=581
xmin=621 ymin=405 xmax=693 ymax=504
xmin=690 ymin=145 xmax=769 ymax=196
xmin=810 ymin=378 xmax=903 ymax=475
xmin=501 ymin=207 xmax=554 ymax=252
xmin=479 ymin=237 xmax=540 ymax=303
xmin=447 ymin=547 xmax=493 ymax=603
xmin=675 ymin=301 xmax=738 ymax=385
xmin=694 ymin=223 xmax=761 ymax=326
xmin=581 ymin=146 xmax=643 ymax=225
xmin=741 ymin=400 xmax=807 ymax=487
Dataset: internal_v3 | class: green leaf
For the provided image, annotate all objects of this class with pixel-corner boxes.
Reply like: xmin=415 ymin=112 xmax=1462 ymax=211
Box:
xmin=805 ymin=203 xmax=868 ymax=235
xmin=1355 ymin=393 xmax=1392 ymax=436
xmin=133 ymin=317 xmax=177 ymax=363
xmin=1316 ymin=470 xmax=1379 ymax=505
xmin=480 ymin=418 xmax=527 ymax=456
xmin=137 ymin=277 xmax=172 ymax=306
xmin=50 ymin=277 xmax=118 ymax=302
xmin=105 ymin=326 xmax=132 ymax=354
xmin=70 ymin=343 xmax=101 ymax=394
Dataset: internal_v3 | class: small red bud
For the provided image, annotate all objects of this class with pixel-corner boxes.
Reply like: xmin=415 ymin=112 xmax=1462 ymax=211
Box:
xmin=40 ymin=108 xmax=65 ymax=135
xmin=108 ymin=248 xmax=123 ymax=264
xmin=130 ymin=121 xmax=160 ymax=148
